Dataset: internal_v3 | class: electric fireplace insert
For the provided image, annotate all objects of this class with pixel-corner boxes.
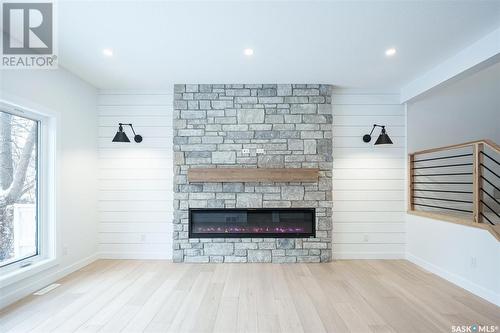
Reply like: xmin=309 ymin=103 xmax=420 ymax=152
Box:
xmin=189 ymin=208 xmax=315 ymax=238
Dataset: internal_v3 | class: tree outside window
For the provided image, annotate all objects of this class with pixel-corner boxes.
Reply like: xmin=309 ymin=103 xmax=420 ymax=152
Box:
xmin=0 ymin=111 xmax=38 ymax=266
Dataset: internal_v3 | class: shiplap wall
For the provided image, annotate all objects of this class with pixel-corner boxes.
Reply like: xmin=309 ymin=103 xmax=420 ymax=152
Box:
xmin=332 ymin=91 xmax=406 ymax=259
xmin=98 ymin=91 xmax=173 ymax=259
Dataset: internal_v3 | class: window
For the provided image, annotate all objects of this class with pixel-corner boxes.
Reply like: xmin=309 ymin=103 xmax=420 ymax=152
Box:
xmin=0 ymin=110 xmax=39 ymax=267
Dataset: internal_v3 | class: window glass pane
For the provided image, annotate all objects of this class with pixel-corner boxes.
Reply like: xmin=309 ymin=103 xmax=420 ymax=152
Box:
xmin=0 ymin=111 xmax=38 ymax=266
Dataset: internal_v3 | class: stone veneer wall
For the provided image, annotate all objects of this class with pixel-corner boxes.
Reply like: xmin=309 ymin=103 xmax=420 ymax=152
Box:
xmin=173 ymin=84 xmax=333 ymax=263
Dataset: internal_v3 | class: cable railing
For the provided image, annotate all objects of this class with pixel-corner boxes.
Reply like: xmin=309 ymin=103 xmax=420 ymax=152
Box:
xmin=408 ymin=139 xmax=500 ymax=241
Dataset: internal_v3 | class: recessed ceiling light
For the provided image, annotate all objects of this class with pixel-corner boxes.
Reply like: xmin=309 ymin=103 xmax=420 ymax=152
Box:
xmin=243 ymin=48 xmax=254 ymax=56
xmin=385 ymin=48 xmax=396 ymax=56
xmin=102 ymin=48 xmax=113 ymax=57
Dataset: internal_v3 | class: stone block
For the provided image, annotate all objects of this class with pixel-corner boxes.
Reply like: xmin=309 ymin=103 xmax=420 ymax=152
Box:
xmin=181 ymin=110 xmax=206 ymax=119
xmin=317 ymin=139 xmax=332 ymax=156
xmin=202 ymin=136 xmax=224 ymax=144
xmin=288 ymin=139 xmax=304 ymax=150
xmin=223 ymin=183 xmax=244 ymax=192
xmin=226 ymin=131 xmax=255 ymax=140
xmin=293 ymin=89 xmax=319 ymax=96
xmin=304 ymin=192 xmax=325 ymax=200
xmin=308 ymin=96 xmax=325 ymax=104
xmin=172 ymin=250 xmax=183 ymax=262
xmin=258 ymin=97 xmax=283 ymax=104
xmin=277 ymin=238 xmax=295 ymax=249
xmin=215 ymin=117 xmax=237 ymax=124
xmin=210 ymin=256 xmax=224 ymax=263
xmin=317 ymin=104 xmax=332 ymax=114
xmin=263 ymin=201 xmax=291 ymax=208
xmin=257 ymin=88 xmax=277 ymax=96
xmin=199 ymin=84 xmax=212 ymax=92
xmin=184 ymin=256 xmax=209 ymax=263
xmin=297 ymin=256 xmax=321 ymax=263
xmin=194 ymin=93 xmax=218 ymax=100
xmin=304 ymin=140 xmax=317 ymax=154
xmin=212 ymin=100 xmax=234 ymax=109
xmin=190 ymin=193 xmax=215 ymax=200
xmin=255 ymin=131 xmax=279 ymax=139
xmin=303 ymin=115 xmax=327 ymax=123
xmin=247 ymin=250 xmax=272 ymax=263
xmin=284 ymin=115 xmax=301 ymax=123
xmin=279 ymin=131 xmax=299 ymax=139
xmin=321 ymin=250 xmax=332 ymax=262
xmin=235 ymin=243 xmax=258 ymax=250
xmin=277 ymin=84 xmax=292 ymax=96
xmin=225 ymin=256 xmax=247 ymax=263
xmin=216 ymin=193 xmax=236 ymax=199
xmin=319 ymin=85 xmax=332 ymax=96
xmin=180 ymin=144 xmax=216 ymax=152
xmin=284 ymin=96 xmax=308 ymax=104
xmin=174 ymin=84 xmax=186 ymax=93
xmin=236 ymin=193 xmax=262 ymax=208
xmin=303 ymin=242 xmax=328 ymax=249
xmin=290 ymin=104 xmax=317 ymax=114
xmin=249 ymin=124 xmax=273 ymax=131
xmin=222 ymin=125 xmax=248 ymax=131
xmin=263 ymin=193 xmax=281 ymax=200
xmin=258 ymin=242 xmax=276 ymax=250
xmin=204 ymin=243 xmax=234 ymax=256
xmin=281 ymin=186 xmax=304 ymax=200
xmin=272 ymin=249 xmax=286 ymax=256
xmin=235 ymin=97 xmax=258 ymax=104
xmin=273 ymin=256 xmax=297 ymax=263
xmin=317 ymin=217 xmax=332 ymax=230
xmin=226 ymin=89 xmax=250 ymax=96
xmin=257 ymin=155 xmax=284 ymax=168
xmin=207 ymin=199 xmax=225 ymax=208
xmin=285 ymin=249 xmax=308 ymax=256
xmin=212 ymin=151 xmax=236 ymax=164
xmin=237 ymin=109 xmax=265 ymax=123
xmin=264 ymin=115 xmax=284 ymax=123
xmin=188 ymin=100 xmax=199 ymax=110
xmin=185 ymin=84 xmax=198 ymax=92
xmin=203 ymin=183 xmax=222 ymax=192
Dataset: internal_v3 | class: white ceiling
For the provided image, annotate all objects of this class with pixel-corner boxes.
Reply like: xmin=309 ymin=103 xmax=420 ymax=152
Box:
xmin=57 ymin=1 xmax=500 ymax=90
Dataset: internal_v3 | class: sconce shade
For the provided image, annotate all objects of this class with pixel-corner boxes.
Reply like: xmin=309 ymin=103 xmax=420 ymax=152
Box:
xmin=374 ymin=128 xmax=393 ymax=145
xmin=112 ymin=126 xmax=131 ymax=142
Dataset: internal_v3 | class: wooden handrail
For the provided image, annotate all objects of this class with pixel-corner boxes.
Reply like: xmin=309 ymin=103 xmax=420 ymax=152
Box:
xmin=408 ymin=139 xmax=499 ymax=241
xmin=411 ymin=139 xmax=499 ymax=156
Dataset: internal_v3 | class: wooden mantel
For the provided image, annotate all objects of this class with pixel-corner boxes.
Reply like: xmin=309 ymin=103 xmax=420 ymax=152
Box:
xmin=188 ymin=168 xmax=320 ymax=183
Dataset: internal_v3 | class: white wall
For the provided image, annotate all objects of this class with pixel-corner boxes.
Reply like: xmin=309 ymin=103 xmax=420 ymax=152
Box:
xmin=0 ymin=68 xmax=98 ymax=307
xmin=332 ymin=91 xmax=406 ymax=259
xmin=406 ymin=61 xmax=500 ymax=306
xmin=407 ymin=60 xmax=500 ymax=152
xmin=97 ymin=91 xmax=173 ymax=259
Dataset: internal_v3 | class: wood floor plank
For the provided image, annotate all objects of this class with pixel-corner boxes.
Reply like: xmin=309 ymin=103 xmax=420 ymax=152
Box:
xmin=0 ymin=259 xmax=498 ymax=333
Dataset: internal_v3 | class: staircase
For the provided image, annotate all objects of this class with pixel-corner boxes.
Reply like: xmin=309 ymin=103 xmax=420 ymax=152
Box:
xmin=408 ymin=139 xmax=500 ymax=240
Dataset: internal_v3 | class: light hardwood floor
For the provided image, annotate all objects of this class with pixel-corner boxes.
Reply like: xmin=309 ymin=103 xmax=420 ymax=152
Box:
xmin=1 ymin=260 xmax=499 ymax=332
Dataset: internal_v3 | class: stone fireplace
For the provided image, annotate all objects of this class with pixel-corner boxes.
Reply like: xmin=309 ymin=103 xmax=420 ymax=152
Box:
xmin=173 ymin=84 xmax=333 ymax=263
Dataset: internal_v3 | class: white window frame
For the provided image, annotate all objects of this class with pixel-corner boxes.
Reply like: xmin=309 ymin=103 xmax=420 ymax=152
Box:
xmin=0 ymin=100 xmax=58 ymax=287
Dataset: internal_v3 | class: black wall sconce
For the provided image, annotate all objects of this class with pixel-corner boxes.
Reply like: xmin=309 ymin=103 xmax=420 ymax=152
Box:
xmin=112 ymin=123 xmax=143 ymax=143
xmin=362 ymin=124 xmax=393 ymax=145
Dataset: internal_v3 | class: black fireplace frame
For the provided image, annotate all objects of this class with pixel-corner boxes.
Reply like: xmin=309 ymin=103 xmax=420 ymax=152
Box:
xmin=188 ymin=208 xmax=316 ymax=238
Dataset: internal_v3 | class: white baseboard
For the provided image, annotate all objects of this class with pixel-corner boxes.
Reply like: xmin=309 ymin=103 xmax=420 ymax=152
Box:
xmin=333 ymin=252 xmax=405 ymax=259
xmin=406 ymin=253 xmax=500 ymax=307
xmin=98 ymin=252 xmax=172 ymax=260
xmin=0 ymin=253 xmax=98 ymax=309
